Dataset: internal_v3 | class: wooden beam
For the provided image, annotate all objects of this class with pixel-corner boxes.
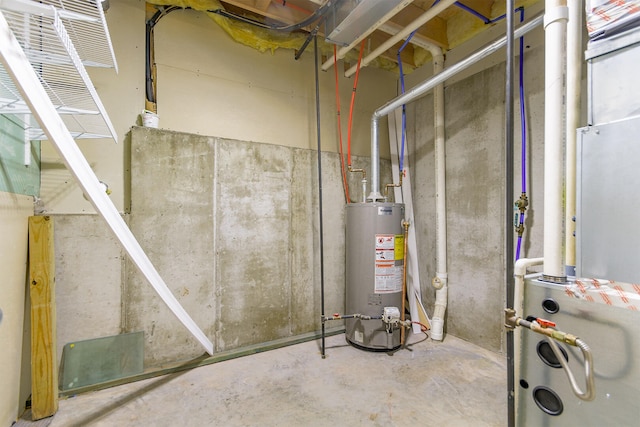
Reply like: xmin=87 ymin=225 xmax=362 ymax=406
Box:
xmin=28 ymin=216 xmax=58 ymax=421
xmin=368 ymin=32 xmax=416 ymax=67
xmin=388 ymin=4 xmax=448 ymax=49
xmin=221 ymin=0 xmax=310 ymax=25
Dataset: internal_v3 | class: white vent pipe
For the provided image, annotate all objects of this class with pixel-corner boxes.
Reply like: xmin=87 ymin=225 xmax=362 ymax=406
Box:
xmin=542 ymin=0 xmax=568 ymax=281
xmin=345 ymin=0 xmax=457 ymax=78
xmin=564 ymin=0 xmax=582 ymax=277
xmin=381 ymin=18 xmax=447 ymax=337
xmin=431 ymin=50 xmax=447 ymax=341
xmin=368 ymin=15 xmax=544 ymax=201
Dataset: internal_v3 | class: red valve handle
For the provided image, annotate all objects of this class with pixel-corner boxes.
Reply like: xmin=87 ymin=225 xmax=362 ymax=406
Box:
xmin=536 ymin=318 xmax=556 ymax=328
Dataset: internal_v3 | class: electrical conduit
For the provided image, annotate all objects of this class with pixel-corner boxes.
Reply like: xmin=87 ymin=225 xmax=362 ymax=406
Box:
xmin=542 ymin=0 xmax=568 ymax=282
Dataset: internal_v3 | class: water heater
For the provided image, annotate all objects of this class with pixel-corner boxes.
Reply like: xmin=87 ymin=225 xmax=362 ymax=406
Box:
xmin=345 ymin=202 xmax=404 ymax=351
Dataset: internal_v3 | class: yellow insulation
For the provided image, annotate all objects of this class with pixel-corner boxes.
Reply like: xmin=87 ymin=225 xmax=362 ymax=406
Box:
xmin=147 ymin=0 xmax=399 ymax=72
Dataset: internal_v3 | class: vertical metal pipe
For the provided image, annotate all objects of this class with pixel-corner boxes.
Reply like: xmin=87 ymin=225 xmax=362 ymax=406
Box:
xmin=505 ymin=1 xmax=516 ymax=426
xmin=369 ymin=117 xmax=383 ymax=201
xmin=314 ymin=36 xmax=327 ymax=358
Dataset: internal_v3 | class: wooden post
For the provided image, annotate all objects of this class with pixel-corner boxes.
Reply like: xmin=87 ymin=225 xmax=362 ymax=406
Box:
xmin=28 ymin=216 xmax=58 ymax=420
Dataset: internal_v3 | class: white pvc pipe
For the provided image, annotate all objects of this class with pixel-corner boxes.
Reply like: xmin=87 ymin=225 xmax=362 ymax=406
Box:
xmin=565 ymin=0 xmax=582 ymax=277
xmin=344 ymin=0 xmax=457 ymax=77
xmin=542 ymin=1 xmax=568 ymax=280
xmin=368 ymin=15 xmax=544 ymax=201
xmin=432 ymin=50 xmax=447 ymax=341
xmin=321 ymin=0 xmax=416 ymax=71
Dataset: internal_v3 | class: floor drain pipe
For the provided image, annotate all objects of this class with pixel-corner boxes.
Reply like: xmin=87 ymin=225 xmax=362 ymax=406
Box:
xmin=431 ymin=46 xmax=447 ymax=342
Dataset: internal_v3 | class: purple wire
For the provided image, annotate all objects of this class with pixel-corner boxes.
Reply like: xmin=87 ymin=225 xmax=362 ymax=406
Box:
xmin=432 ymin=0 xmax=491 ymax=23
xmin=397 ymin=30 xmax=417 ymax=174
xmin=515 ymin=7 xmax=526 ymax=261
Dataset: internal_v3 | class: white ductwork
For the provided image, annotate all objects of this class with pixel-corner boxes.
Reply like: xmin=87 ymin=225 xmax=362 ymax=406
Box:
xmin=345 ymin=0 xmax=456 ymax=77
xmin=542 ymin=0 xmax=568 ymax=281
xmin=322 ymin=0 xmax=415 ymax=70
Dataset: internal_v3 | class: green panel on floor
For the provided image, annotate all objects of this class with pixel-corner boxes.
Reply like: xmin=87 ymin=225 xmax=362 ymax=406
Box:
xmin=0 ymin=115 xmax=40 ymax=196
xmin=59 ymin=332 xmax=144 ymax=391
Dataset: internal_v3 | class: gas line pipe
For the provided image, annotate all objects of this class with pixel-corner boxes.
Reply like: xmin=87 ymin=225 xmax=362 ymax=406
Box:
xmin=504 ymin=309 xmax=595 ymax=401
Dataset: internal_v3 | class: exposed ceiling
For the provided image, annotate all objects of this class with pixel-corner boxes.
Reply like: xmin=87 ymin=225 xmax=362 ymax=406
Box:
xmin=204 ymin=0 xmax=539 ymax=71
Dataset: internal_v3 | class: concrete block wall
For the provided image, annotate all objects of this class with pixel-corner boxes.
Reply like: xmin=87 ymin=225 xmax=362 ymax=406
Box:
xmin=53 ymin=127 xmax=392 ymax=367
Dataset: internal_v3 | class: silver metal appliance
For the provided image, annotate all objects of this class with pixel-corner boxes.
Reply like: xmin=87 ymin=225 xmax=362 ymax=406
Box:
xmin=345 ymin=202 xmax=404 ymax=350
xmin=518 ymin=277 xmax=640 ymax=425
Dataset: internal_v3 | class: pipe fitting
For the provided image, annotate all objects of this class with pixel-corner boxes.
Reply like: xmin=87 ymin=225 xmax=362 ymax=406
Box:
xmin=515 ymin=193 xmax=528 ymax=212
xmin=543 ymin=5 xmax=568 ymax=29
xmin=432 ymin=276 xmax=442 ymax=289
xmin=348 ymin=166 xmax=368 ymax=202
xmin=432 ymin=272 xmax=447 ymax=290
xmin=384 ymin=174 xmax=403 ymax=198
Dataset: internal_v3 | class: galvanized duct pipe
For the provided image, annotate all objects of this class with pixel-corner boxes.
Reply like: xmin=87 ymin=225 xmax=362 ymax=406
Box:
xmin=368 ymin=14 xmax=545 ymax=201
xmin=542 ymin=0 xmax=568 ymax=282
xmin=345 ymin=0 xmax=457 ymax=78
xmin=321 ymin=0 xmax=416 ymax=71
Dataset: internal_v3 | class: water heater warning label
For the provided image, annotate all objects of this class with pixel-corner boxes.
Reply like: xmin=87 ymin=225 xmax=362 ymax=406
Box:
xmin=374 ymin=234 xmax=402 ymax=294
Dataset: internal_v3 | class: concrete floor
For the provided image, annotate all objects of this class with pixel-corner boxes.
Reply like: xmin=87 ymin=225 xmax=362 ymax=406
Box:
xmin=25 ymin=333 xmax=507 ymax=426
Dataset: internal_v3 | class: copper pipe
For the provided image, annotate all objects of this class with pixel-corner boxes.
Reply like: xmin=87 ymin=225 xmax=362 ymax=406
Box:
xmin=384 ymin=174 xmax=403 ymax=200
xmin=401 ymin=220 xmax=410 ymax=345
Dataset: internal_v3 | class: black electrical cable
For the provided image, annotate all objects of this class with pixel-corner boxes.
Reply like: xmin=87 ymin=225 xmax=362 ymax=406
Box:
xmin=145 ymin=6 xmax=180 ymax=105
xmin=505 ymin=1 xmax=516 ymax=426
xmin=314 ymin=35 xmax=326 ymax=359
xmin=295 ymin=24 xmax=320 ymax=61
